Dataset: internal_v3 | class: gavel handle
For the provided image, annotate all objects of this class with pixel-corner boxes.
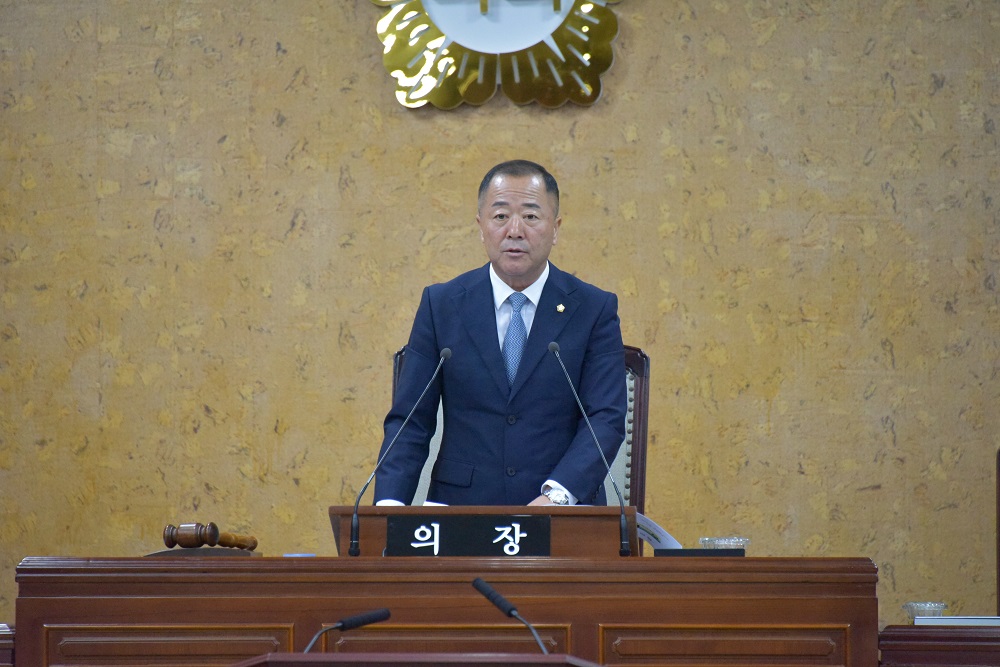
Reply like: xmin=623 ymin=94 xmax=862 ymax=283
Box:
xmin=163 ymin=523 xmax=258 ymax=551
xmin=218 ymin=532 xmax=258 ymax=551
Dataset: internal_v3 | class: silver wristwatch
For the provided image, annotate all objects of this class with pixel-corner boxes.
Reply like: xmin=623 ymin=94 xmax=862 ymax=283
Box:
xmin=543 ymin=488 xmax=571 ymax=505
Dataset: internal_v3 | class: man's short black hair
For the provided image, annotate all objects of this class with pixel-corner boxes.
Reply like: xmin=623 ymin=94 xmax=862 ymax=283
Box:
xmin=478 ymin=160 xmax=560 ymax=213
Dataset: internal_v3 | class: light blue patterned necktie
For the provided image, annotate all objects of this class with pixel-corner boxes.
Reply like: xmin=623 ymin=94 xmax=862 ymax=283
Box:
xmin=503 ymin=292 xmax=528 ymax=386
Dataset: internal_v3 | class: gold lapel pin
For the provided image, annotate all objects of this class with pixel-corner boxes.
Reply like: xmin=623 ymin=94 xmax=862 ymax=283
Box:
xmin=557 ymin=304 xmax=565 ymax=313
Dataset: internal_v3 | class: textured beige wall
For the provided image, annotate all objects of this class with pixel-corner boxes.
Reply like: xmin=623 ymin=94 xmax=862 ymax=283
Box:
xmin=1 ymin=0 xmax=998 ymax=628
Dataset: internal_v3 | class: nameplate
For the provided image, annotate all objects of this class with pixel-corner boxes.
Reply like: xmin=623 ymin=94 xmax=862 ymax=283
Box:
xmin=385 ymin=514 xmax=551 ymax=557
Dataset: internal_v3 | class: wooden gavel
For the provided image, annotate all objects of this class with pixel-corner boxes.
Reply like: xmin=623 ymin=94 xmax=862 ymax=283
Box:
xmin=163 ymin=522 xmax=258 ymax=551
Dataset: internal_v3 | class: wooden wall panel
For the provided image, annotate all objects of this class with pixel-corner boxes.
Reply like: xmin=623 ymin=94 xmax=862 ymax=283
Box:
xmin=600 ymin=625 xmax=845 ymax=665
xmin=329 ymin=625 xmax=568 ymax=656
xmin=43 ymin=624 xmax=290 ymax=666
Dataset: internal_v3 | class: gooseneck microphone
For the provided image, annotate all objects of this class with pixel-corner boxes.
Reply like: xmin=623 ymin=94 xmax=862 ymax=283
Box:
xmin=472 ymin=578 xmax=548 ymax=655
xmin=348 ymin=347 xmax=452 ymax=557
xmin=302 ymin=607 xmax=391 ymax=653
xmin=548 ymin=341 xmax=631 ymax=557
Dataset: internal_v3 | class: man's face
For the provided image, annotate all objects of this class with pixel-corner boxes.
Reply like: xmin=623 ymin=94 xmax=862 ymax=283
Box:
xmin=476 ymin=173 xmax=561 ymax=291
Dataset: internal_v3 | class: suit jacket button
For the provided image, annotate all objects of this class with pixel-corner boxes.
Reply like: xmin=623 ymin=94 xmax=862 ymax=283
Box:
xmin=507 ymin=415 xmax=517 ymax=425
xmin=506 ymin=467 xmax=516 ymax=477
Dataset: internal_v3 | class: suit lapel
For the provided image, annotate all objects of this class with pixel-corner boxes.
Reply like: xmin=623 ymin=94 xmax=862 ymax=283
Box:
xmin=458 ymin=267 xmax=510 ymax=397
xmin=510 ymin=265 xmax=578 ymax=399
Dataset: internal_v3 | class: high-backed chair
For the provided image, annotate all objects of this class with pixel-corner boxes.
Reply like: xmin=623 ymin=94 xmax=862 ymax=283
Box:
xmin=390 ymin=345 xmax=650 ymax=514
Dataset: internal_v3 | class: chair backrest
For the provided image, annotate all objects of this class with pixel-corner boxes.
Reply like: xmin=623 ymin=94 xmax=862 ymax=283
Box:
xmin=611 ymin=346 xmax=650 ymax=514
xmin=391 ymin=344 xmax=650 ymax=513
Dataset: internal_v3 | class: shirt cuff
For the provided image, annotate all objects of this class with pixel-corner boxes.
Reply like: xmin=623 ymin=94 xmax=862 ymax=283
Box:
xmin=541 ymin=480 xmax=578 ymax=505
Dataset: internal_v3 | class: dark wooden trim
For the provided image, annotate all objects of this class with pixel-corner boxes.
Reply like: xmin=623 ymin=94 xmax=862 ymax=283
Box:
xmin=0 ymin=624 xmax=12 ymax=667
xmin=880 ymin=624 xmax=1000 ymax=666
xmin=234 ymin=654 xmax=599 ymax=667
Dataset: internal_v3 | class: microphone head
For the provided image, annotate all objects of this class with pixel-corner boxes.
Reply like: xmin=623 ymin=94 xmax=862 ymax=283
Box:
xmin=338 ymin=607 xmax=391 ymax=631
xmin=547 ymin=341 xmax=560 ymax=353
xmin=472 ymin=577 xmax=491 ymax=595
xmin=472 ymin=577 xmax=517 ymax=617
xmin=440 ymin=347 xmax=452 ymax=360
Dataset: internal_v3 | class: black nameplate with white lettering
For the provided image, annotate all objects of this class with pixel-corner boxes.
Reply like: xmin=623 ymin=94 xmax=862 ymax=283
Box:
xmin=385 ymin=514 xmax=551 ymax=557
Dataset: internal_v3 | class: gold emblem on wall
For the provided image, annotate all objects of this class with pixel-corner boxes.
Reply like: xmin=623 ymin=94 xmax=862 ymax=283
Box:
xmin=371 ymin=0 xmax=622 ymax=109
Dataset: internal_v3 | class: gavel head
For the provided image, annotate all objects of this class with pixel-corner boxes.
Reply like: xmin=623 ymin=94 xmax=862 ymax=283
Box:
xmin=163 ymin=522 xmax=221 ymax=549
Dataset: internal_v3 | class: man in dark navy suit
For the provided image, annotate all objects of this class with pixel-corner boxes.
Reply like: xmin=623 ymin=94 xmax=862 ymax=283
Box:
xmin=373 ymin=160 xmax=627 ymax=507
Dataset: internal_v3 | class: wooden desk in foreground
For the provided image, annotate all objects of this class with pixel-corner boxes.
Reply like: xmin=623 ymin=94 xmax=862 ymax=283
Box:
xmin=15 ymin=555 xmax=877 ymax=667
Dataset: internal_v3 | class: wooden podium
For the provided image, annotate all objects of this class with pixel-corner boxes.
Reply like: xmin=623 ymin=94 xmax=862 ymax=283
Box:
xmin=13 ymin=505 xmax=879 ymax=667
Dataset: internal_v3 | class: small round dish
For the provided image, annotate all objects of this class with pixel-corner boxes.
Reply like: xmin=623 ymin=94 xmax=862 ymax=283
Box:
xmin=698 ymin=536 xmax=750 ymax=550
